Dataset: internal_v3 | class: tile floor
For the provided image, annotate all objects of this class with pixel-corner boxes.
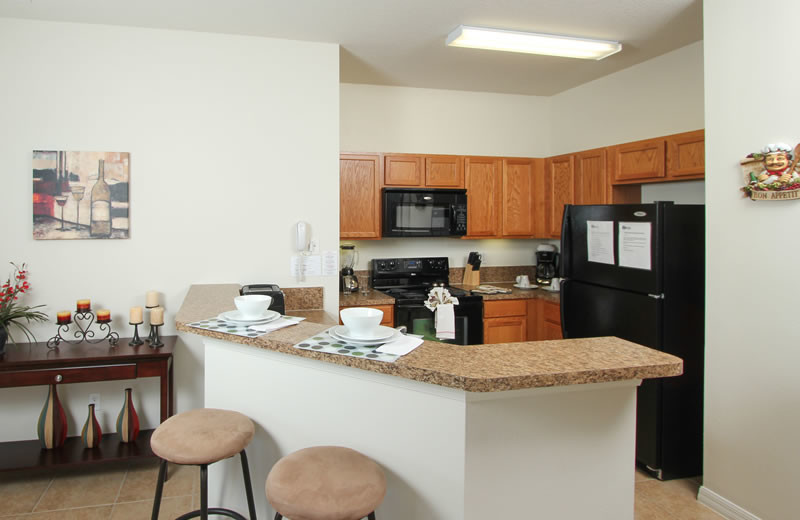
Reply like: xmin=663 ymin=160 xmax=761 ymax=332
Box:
xmin=0 ymin=462 xmax=724 ymax=519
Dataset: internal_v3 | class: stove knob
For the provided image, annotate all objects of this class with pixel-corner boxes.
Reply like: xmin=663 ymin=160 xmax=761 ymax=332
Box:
xmin=377 ymin=261 xmax=387 ymax=270
xmin=437 ymin=260 xmax=446 ymax=269
xmin=388 ymin=260 xmax=396 ymax=270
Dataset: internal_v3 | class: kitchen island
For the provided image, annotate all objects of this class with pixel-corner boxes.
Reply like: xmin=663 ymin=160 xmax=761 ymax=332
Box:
xmin=177 ymin=284 xmax=682 ymax=519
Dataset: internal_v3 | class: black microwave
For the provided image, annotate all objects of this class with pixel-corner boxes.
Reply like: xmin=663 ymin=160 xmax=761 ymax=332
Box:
xmin=382 ymin=188 xmax=467 ymax=237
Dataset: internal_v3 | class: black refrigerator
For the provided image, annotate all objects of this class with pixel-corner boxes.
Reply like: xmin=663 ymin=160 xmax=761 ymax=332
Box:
xmin=560 ymin=201 xmax=704 ymax=481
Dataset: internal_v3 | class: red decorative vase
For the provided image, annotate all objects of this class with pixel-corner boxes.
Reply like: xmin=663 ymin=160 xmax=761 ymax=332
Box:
xmin=81 ymin=403 xmax=103 ymax=448
xmin=37 ymin=384 xmax=68 ymax=449
xmin=116 ymin=388 xmax=140 ymax=443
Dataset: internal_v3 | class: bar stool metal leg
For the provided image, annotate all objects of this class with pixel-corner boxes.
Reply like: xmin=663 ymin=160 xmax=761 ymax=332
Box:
xmin=200 ymin=464 xmax=209 ymax=520
xmin=151 ymin=459 xmax=168 ymax=520
xmin=240 ymin=450 xmax=257 ymax=520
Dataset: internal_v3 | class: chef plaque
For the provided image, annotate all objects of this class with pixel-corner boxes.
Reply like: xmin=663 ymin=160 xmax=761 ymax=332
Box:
xmin=741 ymin=142 xmax=800 ymax=200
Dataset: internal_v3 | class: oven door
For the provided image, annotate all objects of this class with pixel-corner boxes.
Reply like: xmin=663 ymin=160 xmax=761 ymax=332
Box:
xmin=382 ymin=188 xmax=466 ymax=237
xmin=395 ymin=301 xmax=483 ymax=345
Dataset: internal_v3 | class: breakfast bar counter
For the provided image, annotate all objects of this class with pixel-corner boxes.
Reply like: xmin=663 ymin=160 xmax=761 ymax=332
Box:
xmin=177 ymin=284 xmax=682 ymax=519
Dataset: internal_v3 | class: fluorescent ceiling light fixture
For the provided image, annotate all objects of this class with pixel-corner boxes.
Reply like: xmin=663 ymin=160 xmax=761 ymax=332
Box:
xmin=446 ymin=25 xmax=622 ymax=60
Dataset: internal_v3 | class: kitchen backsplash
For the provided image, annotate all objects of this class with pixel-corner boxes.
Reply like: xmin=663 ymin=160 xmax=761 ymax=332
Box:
xmin=355 ymin=265 xmax=538 ymax=286
xmin=283 ymin=287 xmax=324 ymax=310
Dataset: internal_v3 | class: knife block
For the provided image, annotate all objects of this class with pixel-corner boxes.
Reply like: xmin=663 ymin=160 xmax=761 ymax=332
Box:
xmin=462 ymin=264 xmax=480 ymax=286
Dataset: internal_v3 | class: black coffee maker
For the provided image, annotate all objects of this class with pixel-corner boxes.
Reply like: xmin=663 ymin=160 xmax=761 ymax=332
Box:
xmin=535 ymin=250 xmax=560 ymax=286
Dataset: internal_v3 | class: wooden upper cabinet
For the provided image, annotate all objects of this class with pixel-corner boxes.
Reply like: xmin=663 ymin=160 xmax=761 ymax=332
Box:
xmin=502 ymin=158 xmax=544 ymax=238
xmin=610 ymin=137 xmax=666 ymax=183
xmin=340 ymin=154 xmax=381 ymax=239
xmin=464 ymin=156 xmax=501 ymax=238
xmin=546 ymin=154 xmax=575 ymax=238
xmin=384 ymin=154 xmax=423 ymax=186
xmin=425 ymin=155 xmax=464 ymax=188
xmin=575 ymin=148 xmax=607 ymax=205
xmin=666 ymin=129 xmax=705 ymax=179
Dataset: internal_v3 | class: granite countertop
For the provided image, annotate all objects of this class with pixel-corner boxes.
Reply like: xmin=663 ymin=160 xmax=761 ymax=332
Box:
xmin=452 ymin=282 xmax=560 ymax=303
xmin=177 ymin=284 xmax=682 ymax=392
xmin=339 ymin=289 xmax=395 ymax=307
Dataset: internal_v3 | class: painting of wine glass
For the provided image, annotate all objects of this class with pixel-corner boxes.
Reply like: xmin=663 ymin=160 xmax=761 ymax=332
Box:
xmin=33 ymin=151 xmax=130 ymax=240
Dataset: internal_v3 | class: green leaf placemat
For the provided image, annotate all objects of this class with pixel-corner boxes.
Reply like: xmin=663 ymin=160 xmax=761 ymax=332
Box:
xmin=187 ymin=317 xmax=270 ymax=338
xmin=293 ymin=328 xmax=400 ymax=363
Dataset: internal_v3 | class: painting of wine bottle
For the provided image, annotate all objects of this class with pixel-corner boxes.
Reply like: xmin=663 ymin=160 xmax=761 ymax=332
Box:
xmin=32 ymin=150 xmax=130 ymax=240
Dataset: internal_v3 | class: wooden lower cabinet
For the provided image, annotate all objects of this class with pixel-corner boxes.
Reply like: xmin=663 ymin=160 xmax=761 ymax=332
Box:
xmin=540 ymin=301 xmax=563 ymax=340
xmin=338 ymin=304 xmax=394 ymax=327
xmin=484 ymin=300 xmax=527 ymax=344
xmin=523 ymin=299 xmax=563 ymax=342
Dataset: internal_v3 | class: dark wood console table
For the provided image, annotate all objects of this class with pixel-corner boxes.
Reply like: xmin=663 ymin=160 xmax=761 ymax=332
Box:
xmin=0 ymin=336 xmax=175 ymax=472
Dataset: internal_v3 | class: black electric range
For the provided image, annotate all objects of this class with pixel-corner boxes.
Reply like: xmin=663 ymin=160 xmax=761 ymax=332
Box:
xmin=370 ymin=257 xmax=483 ymax=345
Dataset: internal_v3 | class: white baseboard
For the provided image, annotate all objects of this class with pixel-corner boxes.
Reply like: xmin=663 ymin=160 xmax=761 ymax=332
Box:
xmin=697 ymin=486 xmax=762 ymax=520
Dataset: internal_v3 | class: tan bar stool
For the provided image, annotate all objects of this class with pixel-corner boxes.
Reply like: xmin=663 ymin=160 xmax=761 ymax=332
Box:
xmin=266 ymin=446 xmax=386 ymax=520
xmin=150 ymin=408 xmax=258 ymax=520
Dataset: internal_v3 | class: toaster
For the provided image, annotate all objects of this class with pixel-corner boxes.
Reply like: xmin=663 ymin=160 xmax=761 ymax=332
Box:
xmin=240 ymin=284 xmax=286 ymax=315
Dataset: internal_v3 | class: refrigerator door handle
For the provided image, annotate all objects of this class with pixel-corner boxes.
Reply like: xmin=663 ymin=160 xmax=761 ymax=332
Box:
xmin=559 ymin=205 xmax=572 ymax=278
xmin=647 ymin=293 xmax=665 ymax=299
xmin=560 ymin=278 xmax=569 ymax=338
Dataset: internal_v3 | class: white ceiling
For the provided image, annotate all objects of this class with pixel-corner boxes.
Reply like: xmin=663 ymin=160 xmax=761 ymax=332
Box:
xmin=0 ymin=0 xmax=703 ymax=96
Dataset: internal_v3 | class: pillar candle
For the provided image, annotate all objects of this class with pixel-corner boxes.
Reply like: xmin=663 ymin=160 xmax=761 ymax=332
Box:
xmin=150 ymin=307 xmax=165 ymax=326
xmin=145 ymin=291 xmax=159 ymax=308
xmin=96 ymin=309 xmax=111 ymax=323
xmin=77 ymin=299 xmax=91 ymax=312
xmin=56 ymin=311 xmax=72 ymax=325
xmin=129 ymin=306 xmax=143 ymax=324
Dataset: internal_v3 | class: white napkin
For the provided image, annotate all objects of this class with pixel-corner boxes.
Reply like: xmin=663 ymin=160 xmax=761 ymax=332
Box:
xmin=249 ymin=316 xmax=305 ymax=333
xmin=435 ymin=303 xmax=456 ymax=340
xmin=375 ymin=335 xmax=424 ymax=356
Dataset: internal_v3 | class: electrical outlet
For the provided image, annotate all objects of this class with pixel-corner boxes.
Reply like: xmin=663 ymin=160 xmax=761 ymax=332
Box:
xmin=89 ymin=393 xmax=101 ymax=411
xmin=309 ymin=238 xmax=319 ymax=254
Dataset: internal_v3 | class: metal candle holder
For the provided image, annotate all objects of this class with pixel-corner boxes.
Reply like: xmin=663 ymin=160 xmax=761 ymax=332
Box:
xmin=47 ymin=310 xmax=119 ymax=349
xmin=129 ymin=322 xmax=144 ymax=346
xmin=148 ymin=324 xmax=164 ymax=348
xmin=145 ymin=305 xmax=158 ymax=344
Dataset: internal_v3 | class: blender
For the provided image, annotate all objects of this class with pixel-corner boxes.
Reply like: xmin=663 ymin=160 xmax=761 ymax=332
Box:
xmin=340 ymin=244 xmax=359 ymax=293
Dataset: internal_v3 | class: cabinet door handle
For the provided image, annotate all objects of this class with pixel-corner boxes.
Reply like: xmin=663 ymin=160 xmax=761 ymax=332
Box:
xmin=55 ymin=374 xmax=63 ymax=383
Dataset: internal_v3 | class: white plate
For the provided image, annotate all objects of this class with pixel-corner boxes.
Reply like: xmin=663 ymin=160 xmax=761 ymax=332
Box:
xmin=331 ymin=325 xmax=397 ymax=342
xmin=218 ymin=309 xmax=281 ymax=324
xmin=513 ymin=284 xmax=539 ymax=290
xmin=329 ymin=330 xmax=401 ymax=346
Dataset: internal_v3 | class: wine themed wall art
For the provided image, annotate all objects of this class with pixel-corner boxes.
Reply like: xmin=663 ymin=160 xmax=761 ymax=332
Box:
xmin=33 ymin=150 xmax=130 ymax=239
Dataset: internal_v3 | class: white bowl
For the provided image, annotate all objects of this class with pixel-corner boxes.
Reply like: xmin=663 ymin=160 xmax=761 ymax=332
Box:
xmin=234 ymin=295 xmax=272 ymax=319
xmin=340 ymin=307 xmax=383 ymax=338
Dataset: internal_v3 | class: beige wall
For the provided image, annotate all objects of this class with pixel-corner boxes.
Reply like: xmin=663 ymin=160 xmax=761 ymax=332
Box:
xmin=0 ymin=18 xmax=339 ymax=440
xmin=701 ymin=1 xmax=800 ymax=518
xmin=340 ymin=84 xmax=555 ymax=269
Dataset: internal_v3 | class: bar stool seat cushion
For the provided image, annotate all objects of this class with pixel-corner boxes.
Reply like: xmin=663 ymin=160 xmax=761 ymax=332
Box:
xmin=266 ymin=446 xmax=386 ymax=520
xmin=150 ymin=408 xmax=255 ymax=465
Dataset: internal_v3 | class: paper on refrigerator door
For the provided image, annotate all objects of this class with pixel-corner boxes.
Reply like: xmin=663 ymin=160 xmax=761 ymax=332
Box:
xmin=618 ymin=222 xmax=652 ymax=270
xmin=587 ymin=220 xmax=615 ymax=265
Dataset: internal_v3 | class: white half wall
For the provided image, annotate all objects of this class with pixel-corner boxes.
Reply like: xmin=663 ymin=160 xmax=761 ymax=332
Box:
xmin=702 ymin=1 xmax=800 ymax=519
xmin=550 ymin=41 xmax=706 ymax=205
xmin=0 ymin=18 xmax=339 ymax=440
xmin=340 ymin=83 xmax=555 ymax=268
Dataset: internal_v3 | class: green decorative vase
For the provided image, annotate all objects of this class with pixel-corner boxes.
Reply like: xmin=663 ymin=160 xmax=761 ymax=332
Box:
xmin=0 ymin=327 xmax=6 ymax=356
